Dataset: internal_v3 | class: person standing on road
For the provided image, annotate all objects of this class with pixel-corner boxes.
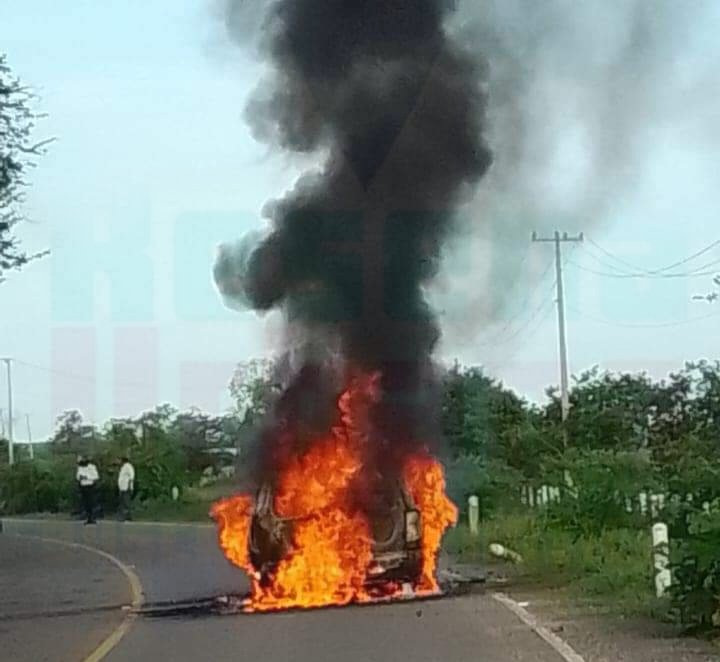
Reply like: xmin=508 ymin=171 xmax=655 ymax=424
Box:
xmin=76 ymin=456 xmax=99 ymax=525
xmin=117 ymin=456 xmax=135 ymax=521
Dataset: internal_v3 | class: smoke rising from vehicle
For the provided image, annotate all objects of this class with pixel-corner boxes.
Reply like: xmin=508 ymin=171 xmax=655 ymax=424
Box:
xmin=216 ymin=0 xmax=493 ymax=481
xmin=215 ymin=1 xmax=720 ymax=364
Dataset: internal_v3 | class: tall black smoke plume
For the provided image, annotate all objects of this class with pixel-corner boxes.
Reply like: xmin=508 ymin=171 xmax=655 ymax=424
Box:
xmin=216 ymin=1 xmax=492 ymax=483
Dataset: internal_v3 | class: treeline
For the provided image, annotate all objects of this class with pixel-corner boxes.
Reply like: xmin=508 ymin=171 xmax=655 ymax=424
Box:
xmin=441 ymin=360 xmax=720 ymax=630
xmin=0 ymin=358 xmax=718 ymax=627
xmin=0 ymin=405 xmax=245 ymax=515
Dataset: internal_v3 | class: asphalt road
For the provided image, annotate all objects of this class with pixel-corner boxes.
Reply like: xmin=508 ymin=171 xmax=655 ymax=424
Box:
xmin=0 ymin=533 xmax=129 ymax=662
xmin=1 ymin=518 xmax=568 ymax=662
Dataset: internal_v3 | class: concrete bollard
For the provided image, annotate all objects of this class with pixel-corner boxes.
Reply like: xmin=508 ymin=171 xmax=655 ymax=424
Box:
xmin=652 ymin=522 xmax=672 ymax=598
xmin=650 ymin=494 xmax=660 ymax=519
xmin=541 ymin=485 xmax=550 ymax=506
xmin=468 ymin=495 xmax=480 ymax=536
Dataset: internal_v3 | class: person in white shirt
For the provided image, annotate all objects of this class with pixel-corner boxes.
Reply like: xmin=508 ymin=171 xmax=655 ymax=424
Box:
xmin=76 ymin=457 xmax=100 ymax=524
xmin=117 ymin=457 xmax=135 ymax=521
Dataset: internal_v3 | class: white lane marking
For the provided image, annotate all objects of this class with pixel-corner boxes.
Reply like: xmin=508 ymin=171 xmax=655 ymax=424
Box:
xmin=492 ymin=593 xmax=586 ymax=662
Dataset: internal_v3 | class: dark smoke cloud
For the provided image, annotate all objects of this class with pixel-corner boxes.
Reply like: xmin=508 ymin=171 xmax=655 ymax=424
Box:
xmin=217 ymin=1 xmax=720 ymax=367
xmin=216 ymin=0 xmax=492 ymax=481
xmin=214 ymin=1 xmax=720 ymax=448
xmin=225 ymin=16 xmax=489 ymax=352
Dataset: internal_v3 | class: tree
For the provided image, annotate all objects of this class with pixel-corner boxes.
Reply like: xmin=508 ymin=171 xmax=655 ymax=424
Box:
xmin=0 ymin=53 xmax=51 ymax=281
xmin=441 ymin=363 xmax=528 ymax=460
xmin=544 ymin=368 xmax=663 ymax=452
xmin=229 ymin=358 xmax=280 ymax=425
xmin=51 ymin=410 xmax=98 ymax=454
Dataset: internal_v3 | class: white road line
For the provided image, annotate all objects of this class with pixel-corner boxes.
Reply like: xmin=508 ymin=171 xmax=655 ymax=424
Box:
xmin=492 ymin=592 xmax=586 ymax=662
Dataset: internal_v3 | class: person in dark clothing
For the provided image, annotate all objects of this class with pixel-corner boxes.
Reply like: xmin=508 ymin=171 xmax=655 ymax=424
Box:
xmin=76 ymin=457 xmax=99 ymax=524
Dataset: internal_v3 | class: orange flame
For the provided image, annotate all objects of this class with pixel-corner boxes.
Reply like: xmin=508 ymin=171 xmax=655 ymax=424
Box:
xmin=211 ymin=376 xmax=456 ymax=611
xmin=403 ymin=453 xmax=459 ymax=592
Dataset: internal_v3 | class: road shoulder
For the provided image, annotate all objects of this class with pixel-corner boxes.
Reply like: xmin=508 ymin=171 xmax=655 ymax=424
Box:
xmin=505 ymin=587 xmax=720 ymax=662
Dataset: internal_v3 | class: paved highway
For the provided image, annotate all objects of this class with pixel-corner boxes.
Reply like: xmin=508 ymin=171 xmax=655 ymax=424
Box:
xmin=1 ymin=519 xmax=568 ymax=662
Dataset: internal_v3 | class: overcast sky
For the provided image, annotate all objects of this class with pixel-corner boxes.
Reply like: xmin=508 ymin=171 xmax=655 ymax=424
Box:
xmin=1 ymin=1 xmax=719 ymax=440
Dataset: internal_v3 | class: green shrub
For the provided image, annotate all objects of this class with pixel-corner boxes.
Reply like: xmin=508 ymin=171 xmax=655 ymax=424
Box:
xmin=445 ymin=455 xmax=523 ymax=519
xmin=670 ymin=510 xmax=720 ymax=630
xmin=0 ymin=457 xmax=77 ymax=514
xmin=544 ymin=449 xmax=658 ymax=537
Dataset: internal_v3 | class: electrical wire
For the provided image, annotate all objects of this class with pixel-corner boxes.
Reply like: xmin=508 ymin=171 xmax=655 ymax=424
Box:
xmin=478 ymin=280 xmax=557 ymax=348
xmin=586 ymin=237 xmax=656 ymax=275
xmin=584 ymin=237 xmax=720 ymax=277
xmin=567 ymin=258 xmax=720 ymax=280
xmin=475 ymin=257 xmax=555 ymax=346
xmin=567 ymin=304 xmax=720 ymax=329
xmin=13 ymin=359 xmax=154 ymax=390
xmin=483 ymin=298 xmax=558 ymax=372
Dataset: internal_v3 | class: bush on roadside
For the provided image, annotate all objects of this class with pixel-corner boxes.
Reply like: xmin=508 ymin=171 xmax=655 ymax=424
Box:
xmin=0 ymin=457 xmax=77 ymax=514
xmin=444 ymin=455 xmax=524 ymax=519
xmin=543 ymin=449 xmax=658 ymax=537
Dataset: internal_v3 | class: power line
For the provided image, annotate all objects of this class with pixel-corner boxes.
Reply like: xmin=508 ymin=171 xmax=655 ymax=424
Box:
xmin=13 ymin=359 xmax=154 ymax=390
xmin=652 ymin=238 xmax=720 ymax=274
xmin=568 ymin=304 xmax=720 ymax=329
xmin=486 ymin=285 xmax=557 ymax=347
xmin=475 ymin=257 xmax=555 ymax=346
xmin=586 ymin=237 xmax=656 ymax=275
xmin=482 ymin=298 xmax=557 ymax=371
xmin=567 ymin=258 xmax=720 ymax=280
xmin=584 ymin=237 xmax=720 ymax=277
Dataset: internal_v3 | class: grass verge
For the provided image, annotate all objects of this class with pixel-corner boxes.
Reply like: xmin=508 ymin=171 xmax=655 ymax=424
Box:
xmin=444 ymin=513 xmax=664 ymax=617
xmin=133 ymin=481 xmax=237 ymax=523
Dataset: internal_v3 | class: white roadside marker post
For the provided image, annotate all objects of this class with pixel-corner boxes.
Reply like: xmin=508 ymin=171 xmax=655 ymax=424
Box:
xmin=652 ymin=522 xmax=671 ymax=598
xmin=468 ymin=495 xmax=480 ymax=537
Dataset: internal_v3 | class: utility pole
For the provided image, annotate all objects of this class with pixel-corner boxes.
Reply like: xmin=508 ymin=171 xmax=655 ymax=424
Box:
xmin=26 ymin=414 xmax=33 ymax=460
xmin=1 ymin=358 xmax=13 ymax=465
xmin=531 ymin=231 xmax=584 ymax=434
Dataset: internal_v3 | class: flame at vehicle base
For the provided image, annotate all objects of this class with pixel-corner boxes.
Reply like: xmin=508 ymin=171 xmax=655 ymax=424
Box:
xmin=211 ymin=378 xmax=457 ymax=612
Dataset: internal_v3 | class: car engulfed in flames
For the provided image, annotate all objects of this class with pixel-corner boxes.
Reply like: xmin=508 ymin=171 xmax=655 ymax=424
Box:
xmin=249 ymin=480 xmax=423 ymax=588
xmin=211 ymin=374 xmax=458 ymax=613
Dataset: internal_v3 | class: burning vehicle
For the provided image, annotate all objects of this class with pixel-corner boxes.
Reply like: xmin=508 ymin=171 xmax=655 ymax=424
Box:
xmin=211 ymin=0 xmax=490 ymax=613
xmin=246 ymin=374 xmax=423 ymax=589
xmin=211 ymin=374 xmax=458 ymax=612
xmin=249 ymin=477 xmax=423 ymax=587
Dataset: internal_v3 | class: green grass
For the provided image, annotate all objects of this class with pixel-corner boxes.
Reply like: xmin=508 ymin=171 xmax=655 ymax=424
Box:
xmin=444 ymin=513 xmax=663 ymax=617
xmin=133 ymin=481 xmax=238 ymax=523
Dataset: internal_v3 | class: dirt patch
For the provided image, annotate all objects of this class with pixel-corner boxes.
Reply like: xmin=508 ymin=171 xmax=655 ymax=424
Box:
xmin=506 ymin=587 xmax=720 ymax=662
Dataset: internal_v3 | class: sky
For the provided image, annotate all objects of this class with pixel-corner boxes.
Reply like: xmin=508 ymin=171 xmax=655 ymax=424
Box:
xmin=1 ymin=1 xmax=719 ymax=440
